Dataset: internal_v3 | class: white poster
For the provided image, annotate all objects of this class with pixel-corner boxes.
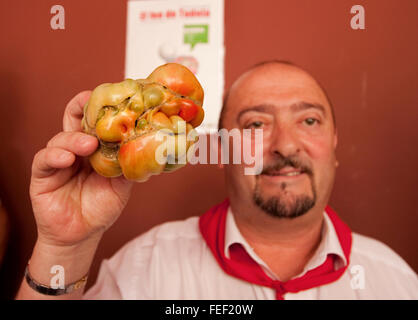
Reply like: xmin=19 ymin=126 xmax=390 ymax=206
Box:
xmin=125 ymin=0 xmax=225 ymax=133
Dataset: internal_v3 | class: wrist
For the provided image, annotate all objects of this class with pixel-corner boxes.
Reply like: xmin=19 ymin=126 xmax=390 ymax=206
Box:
xmin=28 ymin=235 xmax=102 ymax=287
xmin=36 ymin=228 xmax=105 ymax=250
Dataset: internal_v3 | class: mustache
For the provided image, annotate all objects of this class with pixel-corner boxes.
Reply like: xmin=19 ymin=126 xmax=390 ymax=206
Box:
xmin=260 ymin=156 xmax=313 ymax=176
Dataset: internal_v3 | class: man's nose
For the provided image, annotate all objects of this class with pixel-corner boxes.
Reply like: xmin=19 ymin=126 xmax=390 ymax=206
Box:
xmin=268 ymin=124 xmax=301 ymax=158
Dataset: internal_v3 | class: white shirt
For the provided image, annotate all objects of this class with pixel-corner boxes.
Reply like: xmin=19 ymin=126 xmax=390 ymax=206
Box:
xmin=84 ymin=207 xmax=418 ymax=300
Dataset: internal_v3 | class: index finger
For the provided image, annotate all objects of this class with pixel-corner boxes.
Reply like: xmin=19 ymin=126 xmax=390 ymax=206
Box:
xmin=63 ymin=90 xmax=92 ymax=132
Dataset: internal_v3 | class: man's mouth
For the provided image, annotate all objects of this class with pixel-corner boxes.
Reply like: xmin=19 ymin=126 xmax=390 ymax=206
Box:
xmin=263 ymin=167 xmax=306 ymax=177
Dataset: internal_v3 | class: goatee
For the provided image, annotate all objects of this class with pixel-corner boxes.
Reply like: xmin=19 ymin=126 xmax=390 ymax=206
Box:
xmin=252 ymin=155 xmax=316 ymax=219
xmin=253 ymin=182 xmax=316 ymax=219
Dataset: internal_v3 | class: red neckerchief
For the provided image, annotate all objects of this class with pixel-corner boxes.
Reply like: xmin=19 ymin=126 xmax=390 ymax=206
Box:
xmin=199 ymin=199 xmax=352 ymax=300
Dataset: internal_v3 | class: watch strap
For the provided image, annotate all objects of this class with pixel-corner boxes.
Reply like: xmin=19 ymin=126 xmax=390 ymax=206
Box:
xmin=25 ymin=264 xmax=88 ymax=296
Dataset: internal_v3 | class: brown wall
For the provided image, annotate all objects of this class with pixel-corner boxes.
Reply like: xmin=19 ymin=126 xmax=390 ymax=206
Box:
xmin=0 ymin=0 xmax=417 ymax=298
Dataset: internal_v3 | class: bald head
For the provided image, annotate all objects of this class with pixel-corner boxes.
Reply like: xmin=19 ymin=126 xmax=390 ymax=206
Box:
xmin=218 ymin=60 xmax=335 ymax=130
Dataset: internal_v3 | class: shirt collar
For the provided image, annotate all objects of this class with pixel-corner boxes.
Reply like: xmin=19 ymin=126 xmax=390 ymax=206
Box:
xmin=224 ymin=206 xmax=348 ymax=280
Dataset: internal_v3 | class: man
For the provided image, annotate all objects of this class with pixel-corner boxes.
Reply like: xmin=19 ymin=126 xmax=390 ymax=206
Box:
xmin=16 ymin=61 xmax=418 ymax=299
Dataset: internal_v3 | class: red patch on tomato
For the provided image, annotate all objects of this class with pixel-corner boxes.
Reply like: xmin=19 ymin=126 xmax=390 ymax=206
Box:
xmin=179 ymin=100 xmax=198 ymax=122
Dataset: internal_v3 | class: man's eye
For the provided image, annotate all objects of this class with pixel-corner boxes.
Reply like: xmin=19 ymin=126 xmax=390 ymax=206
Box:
xmin=247 ymin=121 xmax=263 ymax=128
xmin=304 ymin=118 xmax=319 ymax=126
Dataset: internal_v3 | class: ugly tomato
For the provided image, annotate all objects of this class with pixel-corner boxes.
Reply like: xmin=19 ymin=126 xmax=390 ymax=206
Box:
xmin=118 ymin=132 xmax=167 ymax=182
xmin=147 ymin=63 xmax=204 ymax=104
xmin=143 ymin=85 xmax=165 ymax=109
xmin=149 ymin=111 xmax=173 ymax=130
xmin=82 ymin=63 xmax=205 ymax=182
xmin=89 ymin=147 xmax=122 ymax=178
xmin=84 ymin=79 xmax=139 ymax=129
xmin=95 ymin=107 xmax=137 ymax=142
xmin=160 ymin=99 xmax=181 ymax=116
xmin=178 ymin=100 xmax=198 ymax=122
xmin=189 ymin=105 xmax=204 ymax=128
xmin=170 ymin=115 xmax=187 ymax=134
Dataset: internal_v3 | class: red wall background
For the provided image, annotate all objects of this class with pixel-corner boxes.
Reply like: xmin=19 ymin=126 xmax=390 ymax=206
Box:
xmin=0 ymin=0 xmax=417 ymax=298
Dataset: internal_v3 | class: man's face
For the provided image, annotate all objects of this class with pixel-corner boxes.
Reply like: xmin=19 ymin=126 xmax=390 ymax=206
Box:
xmin=222 ymin=64 xmax=337 ymax=219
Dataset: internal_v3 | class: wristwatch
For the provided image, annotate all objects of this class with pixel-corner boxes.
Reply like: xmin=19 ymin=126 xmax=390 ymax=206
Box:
xmin=25 ymin=264 xmax=88 ymax=296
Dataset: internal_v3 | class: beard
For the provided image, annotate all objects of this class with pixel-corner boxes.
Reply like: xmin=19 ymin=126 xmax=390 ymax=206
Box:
xmin=252 ymin=156 xmax=317 ymax=219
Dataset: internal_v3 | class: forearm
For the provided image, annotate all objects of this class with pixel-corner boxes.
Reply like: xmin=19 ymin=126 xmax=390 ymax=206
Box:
xmin=15 ymin=235 xmax=102 ymax=300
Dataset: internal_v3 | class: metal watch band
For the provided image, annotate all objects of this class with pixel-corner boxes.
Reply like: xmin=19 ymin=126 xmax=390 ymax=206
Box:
xmin=24 ymin=265 xmax=88 ymax=296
